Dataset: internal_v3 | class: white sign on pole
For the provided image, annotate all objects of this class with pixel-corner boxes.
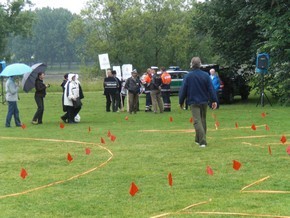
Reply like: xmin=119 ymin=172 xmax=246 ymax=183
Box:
xmin=98 ymin=53 xmax=110 ymax=70
xmin=113 ymin=66 xmax=122 ymax=80
xmin=122 ymin=64 xmax=133 ymax=80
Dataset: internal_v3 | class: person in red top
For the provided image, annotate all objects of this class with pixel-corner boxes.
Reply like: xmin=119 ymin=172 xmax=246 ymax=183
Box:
xmin=160 ymin=67 xmax=172 ymax=111
xmin=141 ymin=68 xmax=153 ymax=112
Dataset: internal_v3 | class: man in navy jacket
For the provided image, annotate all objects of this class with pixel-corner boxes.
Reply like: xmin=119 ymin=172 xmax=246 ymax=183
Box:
xmin=179 ymin=57 xmax=218 ymax=148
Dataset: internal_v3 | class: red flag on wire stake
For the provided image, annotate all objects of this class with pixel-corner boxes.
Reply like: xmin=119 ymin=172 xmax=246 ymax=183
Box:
xmin=235 ymin=122 xmax=238 ymax=129
xmin=85 ymin=148 xmax=91 ymax=155
xmin=101 ymin=137 xmax=105 ymax=144
xmin=280 ymin=135 xmax=287 ymax=144
xmin=21 ymin=123 xmax=26 ymax=129
xmin=88 ymin=126 xmax=91 ymax=133
xmin=206 ymin=166 xmax=214 ymax=176
xmin=129 ymin=182 xmax=139 ymax=197
xmin=110 ymin=135 xmax=116 ymax=142
xmin=60 ymin=122 xmax=65 ymax=129
xmin=168 ymin=173 xmax=173 ymax=187
xmin=251 ymin=124 xmax=256 ymax=131
xmin=233 ymin=160 xmax=242 ymax=170
xmin=67 ymin=153 xmax=73 ymax=162
xmin=20 ymin=168 xmax=28 ymax=179
xmin=169 ymin=116 xmax=173 ymax=122
xmin=268 ymin=146 xmax=272 ymax=155
xmin=286 ymin=146 xmax=290 ymax=155
xmin=265 ymin=124 xmax=270 ymax=131
xmin=107 ymin=130 xmax=111 ymax=137
xmin=215 ymin=121 xmax=220 ymax=130
xmin=189 ymin=117 xmax=193 ymax=123
xmin=261 ymin=112 xmax=266 ymax=118
xmin=125 ymin=116 xmax=128 ymax=120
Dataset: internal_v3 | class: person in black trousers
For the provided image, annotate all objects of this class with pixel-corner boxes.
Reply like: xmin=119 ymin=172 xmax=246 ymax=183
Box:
xmin=32 ymin=72 xmax=50 ymax=124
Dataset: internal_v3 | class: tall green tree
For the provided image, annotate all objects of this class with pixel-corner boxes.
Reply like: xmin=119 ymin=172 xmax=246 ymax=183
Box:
xmin=8 ymin=7 xmax=78 ymax=66
xmin=0 ymin=0 xmax=34 ymax=61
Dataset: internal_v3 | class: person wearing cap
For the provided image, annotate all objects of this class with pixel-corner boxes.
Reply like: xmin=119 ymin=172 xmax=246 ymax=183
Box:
xmin=150 ymin=67 xmax=164 ymax=113
xmin=179 ymin=57 xmax=218 ymax=148
xmin=112 ymin=70 xmax=121 ymax=111
xmin=125 ymin=69 xmax=141 ymax=114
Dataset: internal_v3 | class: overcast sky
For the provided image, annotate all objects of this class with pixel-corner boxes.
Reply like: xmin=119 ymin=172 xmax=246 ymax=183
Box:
xmin=0 ymin=0 xmax=88 ymax=14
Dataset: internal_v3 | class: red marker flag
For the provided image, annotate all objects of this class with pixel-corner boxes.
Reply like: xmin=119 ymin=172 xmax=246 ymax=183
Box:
xmin=235 ymin=122 xmax=238 ymax=129
xmin=268 ymin=146 xmax=272 ymax=155
xmin=233 ymin=160 xmax=241 ymax=170
xmin=107 ymin=130 xmax=111 ymax=137
xmin=206 ymin=166 xmax=214 ymax=176
xmin=189 ymin=117 xmax=193 ymax=123
xmin=169 ymin=116 xmax=173 ymax=122
xmin=261 ymin=112 xmax=266 ymax=118
xmin=215 ymin=121 xmax=220 ymax=129
xmin=265 ymin=124 xmax=270 ymax=131
xmin=85 ymin=148 xmax=91 ymax=155
xmin=168 ymin=173 xmax=173 ymax=187
xmin=286 ymin=146 xmax=290 ymax=155
xmin=101 ymin=137 xmax=105 ymax=144
xmin=88 ymin=126 xmax=91 ymax=133
xmin=60 ymin=122 xmax=65 ymax=129
xmin=129 ymin=182 xmax=139 ymax=197
xmin=67 ymin=153 xmax=73 ymax=162
xmin=21 ymin=123 xmax=26 ymax=129
xmin=125 ymin=116 xmax=128 ymax=120
xmin=110 ymin=135 xmax=116 ymax=142
xmin=280 ymin=135 xmax=287 ymax=144
xmin=20 ymin=168 xmax=28 ymax=179
xmin=251 ymin=124 xmax=256 ymax=131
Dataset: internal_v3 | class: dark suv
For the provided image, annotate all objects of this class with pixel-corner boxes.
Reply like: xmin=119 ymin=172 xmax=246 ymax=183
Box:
xmin=200 ymin=64 xmax=250 ymax=103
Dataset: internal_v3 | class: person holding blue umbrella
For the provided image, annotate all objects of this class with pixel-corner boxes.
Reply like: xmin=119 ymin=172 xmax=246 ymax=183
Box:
xmin=5 ymin=76 xmax=22 ymax=127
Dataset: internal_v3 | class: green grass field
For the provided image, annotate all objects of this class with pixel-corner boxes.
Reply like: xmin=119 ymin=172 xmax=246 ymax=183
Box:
xmin=0 ymin=88 xmax=289 ymax=218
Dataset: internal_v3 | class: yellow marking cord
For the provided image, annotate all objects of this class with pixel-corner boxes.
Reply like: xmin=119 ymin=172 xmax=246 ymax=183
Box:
xmin=0 ymin=136 xmax=113 ymax=199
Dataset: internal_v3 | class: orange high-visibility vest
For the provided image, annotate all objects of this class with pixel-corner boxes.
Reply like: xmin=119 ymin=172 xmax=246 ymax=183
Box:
xmin=161 ymin=72 xmax=171 ymax=84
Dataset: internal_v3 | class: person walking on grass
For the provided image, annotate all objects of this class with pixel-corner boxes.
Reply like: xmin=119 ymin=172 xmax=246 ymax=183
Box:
xmin=179 ymin=57 xmax=218 ymax=148
xmin=5 ymin=76 xmax=22 ymax=127
xmin=31 ymin=72 xmax=50 ymax=125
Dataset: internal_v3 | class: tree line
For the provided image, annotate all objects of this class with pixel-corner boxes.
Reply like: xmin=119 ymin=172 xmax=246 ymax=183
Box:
xmin=0 ymin=0 xmax=289 ymax=103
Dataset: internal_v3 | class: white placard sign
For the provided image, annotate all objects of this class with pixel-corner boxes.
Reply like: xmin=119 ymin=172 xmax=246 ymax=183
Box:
xmin=98 ymin=53 xmax=110 ymax=70
xmin=121 ymin=64 xmax=133 ymax=80
xmin=113 ymin=66 xmax=122 ymax=80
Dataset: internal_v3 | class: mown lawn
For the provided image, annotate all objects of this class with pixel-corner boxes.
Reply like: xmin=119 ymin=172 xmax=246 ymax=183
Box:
xmin=0 ymin=89 xmax=289 ymax=218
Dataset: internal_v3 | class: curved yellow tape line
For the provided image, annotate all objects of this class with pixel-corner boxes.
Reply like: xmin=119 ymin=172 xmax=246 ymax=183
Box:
xmin=194 ymin=211 xmax=290 ymax=218
xmin=0 ymin=136 xmax=113 ymax=199
xmin=150 ymin=199 xmax=211 ymax=218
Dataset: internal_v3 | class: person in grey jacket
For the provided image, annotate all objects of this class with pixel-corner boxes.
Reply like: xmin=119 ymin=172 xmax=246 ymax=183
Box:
xmin=179 ymin=57 xmax=218 ymax=148
xmin=5 ymin=76 xmax=22 ymax=127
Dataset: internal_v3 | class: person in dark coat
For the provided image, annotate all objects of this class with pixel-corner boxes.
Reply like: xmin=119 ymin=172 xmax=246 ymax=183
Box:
xmin=103 ymin=69 xmax=120 ymax=112
xmin=125 ymin=69 xmax=141 ymax=114
xmin=60 ymin=73 xmax=69 ymax=122
xmin=31 ymin=72 xmax=50 ymax=124
xmin=179 ymin=57 xmax=218 ymax=148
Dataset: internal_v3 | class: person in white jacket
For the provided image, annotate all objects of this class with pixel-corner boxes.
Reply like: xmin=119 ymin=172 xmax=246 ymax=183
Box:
xmin=5 ymin=76 xmax=22 ymax=127
xmin=63 ymin=74 xmax=84 ymax=123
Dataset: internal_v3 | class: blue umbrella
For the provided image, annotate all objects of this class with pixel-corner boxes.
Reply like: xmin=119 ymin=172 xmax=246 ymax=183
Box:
xmin=0 ymin=63 xmax=32 ymax=77
xmin=22 ymin=63 xmax=47 ymax=93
